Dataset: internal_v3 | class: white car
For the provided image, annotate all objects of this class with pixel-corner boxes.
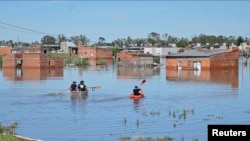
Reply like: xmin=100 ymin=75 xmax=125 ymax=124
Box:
xmin=58 ymin=50 xmax=64 ymax=53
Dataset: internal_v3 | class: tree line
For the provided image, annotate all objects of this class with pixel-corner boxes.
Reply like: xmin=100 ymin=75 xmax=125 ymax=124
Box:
xmin=0 ymin=32 xmax=247 ymax=48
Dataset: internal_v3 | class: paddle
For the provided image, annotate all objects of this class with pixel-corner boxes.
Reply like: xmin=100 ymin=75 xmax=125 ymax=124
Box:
xmin=140 ymin=79 xmax=146 ymax=86
xmin=54 ymin=86 xmax=101 ymax=95
xmin=55 ymin=88 xmax=69 ymax=95
xmin=139 ymin=79 xmax=146 ymax=94
xmin=87 ymin=86 xmax=101 ymax=91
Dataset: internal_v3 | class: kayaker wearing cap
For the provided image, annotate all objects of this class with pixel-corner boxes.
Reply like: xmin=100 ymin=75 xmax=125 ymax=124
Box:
xmin=133 ymin=86 xmax=142 ymax=96
xmin=78 ymin=80 xmax=87 ymax=91
xmin=69 ymin=81 xmax=77 ymax=91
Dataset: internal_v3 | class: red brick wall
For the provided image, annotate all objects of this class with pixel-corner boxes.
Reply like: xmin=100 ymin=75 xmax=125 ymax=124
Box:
xmin=50 ymin=58 xmax=64 ymax=68
xmin=0 ymin=46 xmax=12 ymax=55
xmin=117 ymin=52 xmax=139 ymax=60
xmin=166 ymin=58 xmax=210 ymax=70
xmin=166 ymin=49 xmax=239 ymax=70
xmin=96 ymin=48 xmax=112 ymax=59
xmin=22 ymin=53 xmax=45 ymax=68
xmin=2 ymin=54 xmax=21 ymax=68
xmin=3 ymin=53 xmax=63 ymax=68
xmin=78 ymin=43 xmax=113 ymax=59
xmin=210 ymin=50 xmax=239 ymax=69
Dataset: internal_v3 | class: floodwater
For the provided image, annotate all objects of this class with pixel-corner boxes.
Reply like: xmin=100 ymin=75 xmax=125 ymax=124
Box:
xmin=1 ymin=58 xmax=250 ymax=141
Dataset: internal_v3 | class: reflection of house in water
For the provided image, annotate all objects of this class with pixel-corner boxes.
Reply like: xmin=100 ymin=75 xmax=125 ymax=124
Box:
xmin=166 ymin=68 xmax=238 ymax=88
xmin=165 ymin=47 xmax=239 ymax=88
xmin=3 ymin=68 xmax=63 ymax=81
xmin=117 ymin=66 xmax=160 ymax=79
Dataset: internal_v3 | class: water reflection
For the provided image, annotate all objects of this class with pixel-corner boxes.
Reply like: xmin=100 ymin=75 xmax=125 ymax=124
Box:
xmin=131 ymin=99 xmax=147 ymax=116
xmin=117 ymin=65 xmax=160 ymax=79
xmin=166 ymin=68 xmax=238 ymax=88
xmin=70 ymin=93 xmax=88 ymax=101
xmin=2 ymin=68 xmax=63 ymax=81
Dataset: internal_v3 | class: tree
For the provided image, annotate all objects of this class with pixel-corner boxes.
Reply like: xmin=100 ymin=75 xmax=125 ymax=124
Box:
xmin=177 ymin=38 xmax=189 ymax=48
xmin=79 ymin=35 xmax=89 ymax=45
xmin=237 ymin=36 xmax=244 ymax=46
xmin=98 ymin=37 xmax=105 ymax=46
xmin=162 ymin=33 xmax=168 ymax=46
xmin=70 ymin=35 xmax=89 ymax=46
xmin=126 ymin=36 xmax=133 ymax=47
xmin=148 ymin=32 xmax=160 ymax=46
xmin=41 ymin=35 xmax=56 ymax=44
xmin=57 ymin=34 xmax=67 ymax=44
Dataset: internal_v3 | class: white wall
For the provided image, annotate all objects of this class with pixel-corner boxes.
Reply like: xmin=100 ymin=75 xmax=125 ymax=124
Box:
xmin=144 ymin=47 xmax=179 ymax=57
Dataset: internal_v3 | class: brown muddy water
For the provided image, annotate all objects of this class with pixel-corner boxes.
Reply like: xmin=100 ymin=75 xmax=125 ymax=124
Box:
xmin=1 ymin=58 xmax=250 ymax=141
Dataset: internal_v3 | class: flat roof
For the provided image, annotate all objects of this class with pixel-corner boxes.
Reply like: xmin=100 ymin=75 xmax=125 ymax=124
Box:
xmin=166 ymin=49 xmax=230 ymax=58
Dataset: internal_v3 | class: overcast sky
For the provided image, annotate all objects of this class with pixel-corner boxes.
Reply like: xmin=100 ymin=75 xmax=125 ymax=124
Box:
xmin=0 ymin=1 xmax=249 ymax=43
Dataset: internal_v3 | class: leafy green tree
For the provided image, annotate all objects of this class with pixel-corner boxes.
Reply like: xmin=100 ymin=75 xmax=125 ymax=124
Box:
xmin=57 ymin=34 xmax=67 ymax=44
xmin=162 ymin=33 xmax=169 ymax=46
xmin=98 ymin=37 xmax=105 ymax=46
xmin=41 ymin=35 xmax=56 ymax=44
xmin=70 ymin=35 xmax=89 ymax=46
xmin=237 ymin=36 xmax=244 ymax=46
xmin=177 ymin=38 xmax=189 ymax=48
xmin=148 ymin=32 xmax=160 ymax=46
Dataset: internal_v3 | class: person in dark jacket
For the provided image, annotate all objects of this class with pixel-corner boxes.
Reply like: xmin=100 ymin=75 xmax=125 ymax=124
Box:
xmin=70 ymin=81 xmax=77 ymax=91
xmin=78 ymin=80 xmax=87 ymax=91
xmin=133 ymin=86 xmax=142 ymax=96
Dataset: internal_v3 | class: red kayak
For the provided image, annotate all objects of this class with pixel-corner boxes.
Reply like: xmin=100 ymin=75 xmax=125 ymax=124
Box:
xmin=129 ymin=91 xmax=145 ymax=99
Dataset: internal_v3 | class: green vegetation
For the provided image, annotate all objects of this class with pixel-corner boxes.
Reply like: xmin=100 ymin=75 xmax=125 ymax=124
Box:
xmin=0 ymin=122 xmax=18 ymax=141
xmin=0 ymin=55 xmax=2 ymax=67
xmin=1 ymin=32 xmax=248 ymax=49
xmin=47 ymin=53 xmax=89 ymax=66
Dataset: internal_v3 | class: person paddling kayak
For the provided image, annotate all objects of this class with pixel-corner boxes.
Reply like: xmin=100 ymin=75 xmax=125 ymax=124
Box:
xmin=77 ymin=80 xmax=87 ymax=91
xmin=133 ymin=86 xmax=142 ymax=96
xmin=69 ymin=81 xmax=77 ymax=91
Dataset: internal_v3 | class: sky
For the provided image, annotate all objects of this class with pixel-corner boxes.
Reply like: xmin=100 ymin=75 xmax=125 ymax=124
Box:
xmin=0 ymin=1 xmax=250 ymax=43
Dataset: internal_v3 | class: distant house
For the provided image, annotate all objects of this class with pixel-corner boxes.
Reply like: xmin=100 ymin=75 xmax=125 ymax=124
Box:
xmin=144 ymin=46 xmax=179 ymax=57
xmin=166 ymin=47 xmax=239 ymax=71
xmin=60 ymin=42 xmax=77 ymax=54
xmin=77 ymin=42 xmax=113 ymax=59
xmin=11 ymin=44 xmax=46 ymax=54
xmin=3 ymin=53 xmax=63 ymax=68
xmin=117 ymin=52 xmax=160 ymax=66
xmin=0 ymin=43 xmax=12 ymax=55
xmin=77 ymin=42 xmax=113 ymax=65
xmin=42 ymin=44 xmax=60 ymax=53
xmin=124 ymin=47 xmax=144 ymax=53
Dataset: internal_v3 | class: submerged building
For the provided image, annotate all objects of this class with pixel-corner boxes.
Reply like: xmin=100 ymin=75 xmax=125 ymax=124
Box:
xmin=2 ymin=53 xmax=63 ymax=68
xmin=165 ymin=47 xmax=239 ymax=70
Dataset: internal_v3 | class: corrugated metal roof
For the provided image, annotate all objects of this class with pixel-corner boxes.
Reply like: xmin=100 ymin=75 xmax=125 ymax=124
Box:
xmin=166 ymin=49 xmax=230 ymax=58
xmin=66 ymin=42 xmax=77 ymax=47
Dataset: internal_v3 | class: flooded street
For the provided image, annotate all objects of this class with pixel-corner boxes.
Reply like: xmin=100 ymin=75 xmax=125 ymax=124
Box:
xmin=1 ymin=58 xmax=250 ymax=141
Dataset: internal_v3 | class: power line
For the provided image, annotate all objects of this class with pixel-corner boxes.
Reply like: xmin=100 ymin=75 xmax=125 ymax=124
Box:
xmin=0 ymin=21 xmax=57 ymax=37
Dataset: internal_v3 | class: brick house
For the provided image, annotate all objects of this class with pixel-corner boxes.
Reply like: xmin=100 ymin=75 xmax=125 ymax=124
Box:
xmin=117 ymin=52 xmax=160 ymax=66
xmin=0 ymin=43 xmax=13 ymax=55
xmin=60 ymin=42 xmax=77 ymax=54
xmin=77 ymin=42 xmax=113 ymax=59
xmin=165 ymin=47 xmax=239 ymax=71
xmin=3 ymin=53 xmax=63 ymax=68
